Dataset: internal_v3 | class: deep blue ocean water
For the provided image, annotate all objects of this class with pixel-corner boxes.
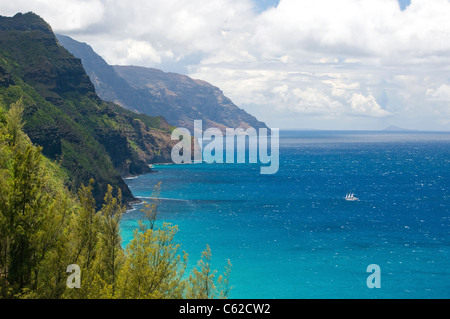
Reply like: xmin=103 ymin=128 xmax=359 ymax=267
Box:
xmin=121 ymin=130 xmax=450 ymax=299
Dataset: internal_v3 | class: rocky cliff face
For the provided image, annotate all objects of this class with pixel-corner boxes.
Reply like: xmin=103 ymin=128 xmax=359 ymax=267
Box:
xmin=0 ymin=13 xmax=175 ymax=206
xmin=56 ymin=34 xmax=267 ymax=132
xmin=0 ymin=14 xmax=96 ymax=103
xmin=55 ymin=34 xmax=140 ymax=111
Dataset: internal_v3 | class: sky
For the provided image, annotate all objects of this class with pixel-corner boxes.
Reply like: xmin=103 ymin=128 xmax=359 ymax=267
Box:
xmin=1 ymin=0 xmax=450 ymax=131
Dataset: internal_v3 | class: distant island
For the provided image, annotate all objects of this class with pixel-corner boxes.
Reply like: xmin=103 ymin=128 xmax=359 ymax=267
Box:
xmin=382 ymin=125 xmax=411 ymax=131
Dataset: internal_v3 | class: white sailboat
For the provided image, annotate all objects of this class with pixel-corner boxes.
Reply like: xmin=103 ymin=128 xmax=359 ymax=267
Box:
xmin=345 ymin=193 xmax=359 ymax=201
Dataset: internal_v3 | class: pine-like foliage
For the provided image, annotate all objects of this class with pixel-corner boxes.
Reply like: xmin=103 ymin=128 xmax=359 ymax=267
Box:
xmin=0 ymin=99 xmax=231 ymax=299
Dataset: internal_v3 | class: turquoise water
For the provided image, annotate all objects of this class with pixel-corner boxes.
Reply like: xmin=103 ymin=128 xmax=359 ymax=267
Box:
xmin=121 ymin=130 xmax=450 ymax=299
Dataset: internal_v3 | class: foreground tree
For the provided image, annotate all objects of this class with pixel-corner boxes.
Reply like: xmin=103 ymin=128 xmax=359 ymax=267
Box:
xmin=115 ymin=183 xmax=187 ymax=299
xmin=186 ymin=245 xmax=232 ymax=299
xmin=0 ymin=99 xmax=74 ymax=298
xmin=95 ymin=185 xmax=126 ymax=294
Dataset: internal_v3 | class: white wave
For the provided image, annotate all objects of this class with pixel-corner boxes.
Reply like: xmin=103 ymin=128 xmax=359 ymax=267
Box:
xmin=137 ymin=196 xmax=190 ymax=202
xmin=124 ymin=176 xmax=140 ymax=180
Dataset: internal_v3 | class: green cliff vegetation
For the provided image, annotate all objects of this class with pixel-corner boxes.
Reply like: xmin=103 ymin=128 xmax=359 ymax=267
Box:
xmin=0 ymin=99 xmax=231 ymax=299
xmin=0 ymin=12 xmax=176 ymax=207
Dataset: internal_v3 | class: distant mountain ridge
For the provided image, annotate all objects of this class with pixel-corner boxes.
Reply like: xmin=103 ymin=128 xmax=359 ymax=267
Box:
xmin=56 ymin=34 xmax=267 ymax=132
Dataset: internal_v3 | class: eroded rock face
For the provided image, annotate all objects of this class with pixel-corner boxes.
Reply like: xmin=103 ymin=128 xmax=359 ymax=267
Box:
xmin=114 ymin=65 xmax=267 ymax=132
xmin=0 ymin=13 xmax=176 ymax=207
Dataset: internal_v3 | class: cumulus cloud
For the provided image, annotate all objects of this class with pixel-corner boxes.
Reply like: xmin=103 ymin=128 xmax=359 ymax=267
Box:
xmin=77 ymin=0 xmax=257 ymax=65
xmin=0 ymin=0 xmax=105 ymax=31
xmin=2 ymin=0 xmax=450 ymax=129
xmin=253 ymin=0 xmax=450 ymax=61
xmin=189 ymin=0 xmax=450 ymax=129
xmin=350 ymin=93 xmax=392 ymax=117
xmin=427 ymin=84 xmax=450 ymax=101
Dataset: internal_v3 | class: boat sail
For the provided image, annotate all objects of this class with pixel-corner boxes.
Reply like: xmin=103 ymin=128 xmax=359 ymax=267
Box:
xmin=345 ymin=193 xmax=359 ymax=201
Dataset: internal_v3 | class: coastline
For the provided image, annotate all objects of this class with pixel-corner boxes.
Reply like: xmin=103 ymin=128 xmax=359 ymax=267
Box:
xmin=122 ymin=161 xmax=199 ymax=211
xmin=122 ymin=164 xmax=160 ymax=209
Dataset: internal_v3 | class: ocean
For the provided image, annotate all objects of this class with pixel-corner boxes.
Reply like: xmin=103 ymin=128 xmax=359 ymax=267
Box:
xmin=121 ymin=130 xmax=450 ymax=299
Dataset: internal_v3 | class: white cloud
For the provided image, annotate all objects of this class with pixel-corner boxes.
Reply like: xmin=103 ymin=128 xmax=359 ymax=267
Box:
xmin=0 ymin=0 xmax=105 ymax=31
xmin=427 ymin=84 xmax=450 ymax=101
xmin=350 ymin=93 xmax=392 ymax=117
xmin=85 ymin=0 xmax=257 ymax=65
xmin=125 ymin=40 xmax=168 ymax=65
xmin=2 ymin=0 xmax=450 ymax=129
xmin=252 ymin=0 xmax=450 ymax=60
